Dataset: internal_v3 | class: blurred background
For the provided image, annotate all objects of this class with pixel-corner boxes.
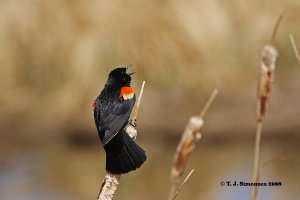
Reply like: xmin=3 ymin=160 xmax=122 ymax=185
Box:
xmin=1 ymin=0 xmax=300 ymax=199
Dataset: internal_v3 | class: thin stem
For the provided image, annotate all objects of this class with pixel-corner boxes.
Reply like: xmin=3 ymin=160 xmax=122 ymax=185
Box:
xmin=130 ymin=81 xmax=146 ymax=126
xmin=171 ymin=169 xmax=195 ymax=200
xmin=271 ymin=14 xmax=283 ymax=44
xmin=251 ymin=121 xmax=263 ymax=200
xmin=289 ymin=33 xmax=300 ymax=66
xmin=199 ymin=89 xmax=218 ymax=118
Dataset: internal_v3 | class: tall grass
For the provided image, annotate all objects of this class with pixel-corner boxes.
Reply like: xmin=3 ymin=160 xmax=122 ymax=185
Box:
xmin=1 ymin=1 xmax=299 ymax=138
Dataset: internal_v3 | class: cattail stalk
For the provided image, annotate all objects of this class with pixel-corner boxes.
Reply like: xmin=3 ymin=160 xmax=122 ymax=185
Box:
xmin=250 ymin=45 xmax=278 ymax=200
xmin=97 ymin=173 xmax=121 ymax=200
xmin=250 ymin=15 xmax=282 ymax=200
xmin=97 ymin=81 xmax=146 ymax=200
xmin=171 ymin=169 xmax=195 ymax=200
xmin=168 ymin=89 xmax=218 ymax=200
xmin=130 ymin=81 xmax=145 ymax=125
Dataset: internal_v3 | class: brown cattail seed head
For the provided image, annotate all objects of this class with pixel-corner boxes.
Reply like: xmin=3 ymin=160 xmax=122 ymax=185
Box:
xmin=261 ymin=45 xmax=278 ymax=71
xmin=257 ymin=44 xmax=278 ymax=121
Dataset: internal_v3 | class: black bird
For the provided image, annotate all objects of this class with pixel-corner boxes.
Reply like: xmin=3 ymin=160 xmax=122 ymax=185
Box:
xmin=93 ymin=65 xmax=146 ymax=174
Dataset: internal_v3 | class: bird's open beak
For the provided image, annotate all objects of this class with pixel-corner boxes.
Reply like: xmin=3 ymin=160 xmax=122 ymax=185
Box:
xmin=127 ymin=72 xmax=135 ymax=76
xmin=124 ymin=64 xmax=135 ymax=75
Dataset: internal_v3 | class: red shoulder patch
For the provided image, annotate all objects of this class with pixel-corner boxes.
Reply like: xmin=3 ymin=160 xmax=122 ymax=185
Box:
xmin=120 ymin=86 xmax=134 ymax=100
xmin=120 ymin=86 xmax=134 ymax=97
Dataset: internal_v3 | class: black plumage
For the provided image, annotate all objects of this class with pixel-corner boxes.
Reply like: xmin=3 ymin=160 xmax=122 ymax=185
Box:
xmin=93 ymin=66 xmax=146 ymax=174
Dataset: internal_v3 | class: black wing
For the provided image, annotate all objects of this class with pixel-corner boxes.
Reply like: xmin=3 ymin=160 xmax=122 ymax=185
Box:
xmin=94 ymin=95 xmax=135 ymax=145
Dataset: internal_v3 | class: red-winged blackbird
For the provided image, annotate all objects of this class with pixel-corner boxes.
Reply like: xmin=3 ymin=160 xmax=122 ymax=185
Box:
xmin=93 ymin=65 xmax=146 ymax=174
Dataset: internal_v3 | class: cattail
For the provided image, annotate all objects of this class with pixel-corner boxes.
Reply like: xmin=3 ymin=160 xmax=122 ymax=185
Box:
xmin=251 ymin=14 xmax=282 ymax=200
xmin=251 ymin=44 xmax=278 ymax=200
xmin=168 ymin=89 xmax=218 ymax=200
xmin=98 ymin=173 xmax=121 ymax=200
xmin=257 ymin=45 xmax=278 ymax=122
xmin=168 ymin=116 xmax=203 ymax=200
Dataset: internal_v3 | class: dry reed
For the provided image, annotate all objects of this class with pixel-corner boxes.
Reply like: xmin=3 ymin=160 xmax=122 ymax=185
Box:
xmin=168 ymin=89 xmax=218 ymax=200
xmin=171 ymin=169 xmax=195 ymax=200
xmin=250 ymin=16 xmax=281 ymax=200
xmin=289 ymin=33 xmax=300 ymax=66
xmin=251 ymin=43 xmax=278 ymax=200
xmin=97 ymin=81 xmax=146 ymax=200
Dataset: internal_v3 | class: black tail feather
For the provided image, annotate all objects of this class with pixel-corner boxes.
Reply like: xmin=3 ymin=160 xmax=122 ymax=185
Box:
xmin=104 ymin=130 xmax=146 ymax=174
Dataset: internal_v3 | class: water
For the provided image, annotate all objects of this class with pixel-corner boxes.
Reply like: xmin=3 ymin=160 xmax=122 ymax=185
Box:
xmin=0 ymin=137 xmax=299 ymax=200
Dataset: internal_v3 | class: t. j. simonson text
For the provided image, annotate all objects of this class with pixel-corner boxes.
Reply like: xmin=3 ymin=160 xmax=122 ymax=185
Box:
xmin=220 ymin=181 xmax=282 ymax=187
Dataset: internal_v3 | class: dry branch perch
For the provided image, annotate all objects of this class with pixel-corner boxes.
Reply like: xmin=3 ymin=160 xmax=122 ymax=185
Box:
xmin=289 ymin=33 xmax=300 ymax=66
xmin=98 ymin=173 xmax=121 ymax=200
xmin=97 ymin=81 xmax=146 ymax=200
xmin=127 ymin=81 xmax=145 ymax=139
xmin=251 ymin=44 xmax=278 ymax=200
xmin=168 ymin=89 xmax=218 ymax=200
